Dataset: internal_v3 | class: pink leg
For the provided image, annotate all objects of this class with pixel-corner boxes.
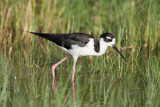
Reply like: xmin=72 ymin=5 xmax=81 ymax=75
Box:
xmin=52 ymin=55 xmax=71 ymax=78
xmin=52 ymin=55 xmax=71 ymax=90
xmin=52 ymin=79 xmax=56 ymax=91
xmin=71 ymin=62 xmax=76 ymax=81
xmin=72 ymin=81 xmax=76 ymax=104
xmin=71 ymin=56 xmax=78 ymax=81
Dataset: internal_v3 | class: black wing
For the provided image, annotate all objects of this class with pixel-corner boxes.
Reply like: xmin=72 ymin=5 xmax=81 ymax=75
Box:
xmin=30 ymin=32 xmax=99 ymax=50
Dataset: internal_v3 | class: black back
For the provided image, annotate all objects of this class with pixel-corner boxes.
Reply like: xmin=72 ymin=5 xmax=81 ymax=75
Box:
xmin=30 ymin=32 xmax=100 ymax=52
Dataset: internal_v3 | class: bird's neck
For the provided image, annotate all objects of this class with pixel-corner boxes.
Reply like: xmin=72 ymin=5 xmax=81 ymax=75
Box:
xmin=96 ymin=38 xmax=108 ymax=56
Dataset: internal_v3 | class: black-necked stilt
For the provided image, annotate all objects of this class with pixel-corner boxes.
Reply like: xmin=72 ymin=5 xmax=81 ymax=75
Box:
xmin=30 ymin=32 xmax=127 ymax=81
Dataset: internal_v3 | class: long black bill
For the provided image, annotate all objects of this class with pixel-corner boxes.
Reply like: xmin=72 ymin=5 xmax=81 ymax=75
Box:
xmin=112 ymin=45 xmax=128 ymax=62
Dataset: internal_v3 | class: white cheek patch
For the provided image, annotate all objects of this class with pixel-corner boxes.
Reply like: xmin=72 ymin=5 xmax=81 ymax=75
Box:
xmin=106 ymin=36 xmax=112 ymax=39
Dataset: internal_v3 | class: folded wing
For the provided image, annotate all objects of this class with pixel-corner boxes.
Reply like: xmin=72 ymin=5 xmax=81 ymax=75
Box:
xmin=30 ymin=32 xmax=97 ymax=50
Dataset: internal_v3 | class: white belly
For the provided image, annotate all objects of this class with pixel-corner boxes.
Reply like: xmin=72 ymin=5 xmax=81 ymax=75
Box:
xmin=58 ymin=38 xmax=98 ymax=56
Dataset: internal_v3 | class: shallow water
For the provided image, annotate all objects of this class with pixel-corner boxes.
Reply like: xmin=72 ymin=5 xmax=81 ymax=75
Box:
xmin=1 ymin=53 xmax=160 ymax=107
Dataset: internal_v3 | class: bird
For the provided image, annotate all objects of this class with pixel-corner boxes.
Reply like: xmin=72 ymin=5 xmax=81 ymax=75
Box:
xmin=30 ymin=32 xmax=127 ymax=81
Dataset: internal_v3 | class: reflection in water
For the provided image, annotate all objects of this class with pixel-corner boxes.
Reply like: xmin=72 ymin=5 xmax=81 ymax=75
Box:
xmin=52 ymin=78 xmax=56 ymax=91
xmin=52 ymin=78 xmax=76 ymax=106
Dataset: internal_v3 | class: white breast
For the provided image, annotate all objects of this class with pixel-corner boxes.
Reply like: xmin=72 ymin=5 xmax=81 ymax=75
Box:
xmin=69 ymin=38 xmax=98 ymax=56
xmin=58 ymin=38 xmax=97 ymax=56
xmin=58 ymin=38 xmax=109 ymax=57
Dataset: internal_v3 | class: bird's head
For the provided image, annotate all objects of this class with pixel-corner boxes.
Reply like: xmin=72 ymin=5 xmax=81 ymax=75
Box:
xmin=100 ymin=33 xmax=127 ymax=62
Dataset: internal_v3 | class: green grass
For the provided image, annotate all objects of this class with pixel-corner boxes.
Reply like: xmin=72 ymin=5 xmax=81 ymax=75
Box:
xmin=0 ymin=0 xmax=160 ymax=106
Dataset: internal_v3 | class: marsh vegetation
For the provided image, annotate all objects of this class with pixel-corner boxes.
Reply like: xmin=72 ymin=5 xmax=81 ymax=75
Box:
xmin=0 ymin=0 xmax=160 ymax=106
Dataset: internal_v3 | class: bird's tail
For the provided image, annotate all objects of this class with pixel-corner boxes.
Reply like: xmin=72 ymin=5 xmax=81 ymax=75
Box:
xmin=29 ymin=32 xmax=57 ymax=42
